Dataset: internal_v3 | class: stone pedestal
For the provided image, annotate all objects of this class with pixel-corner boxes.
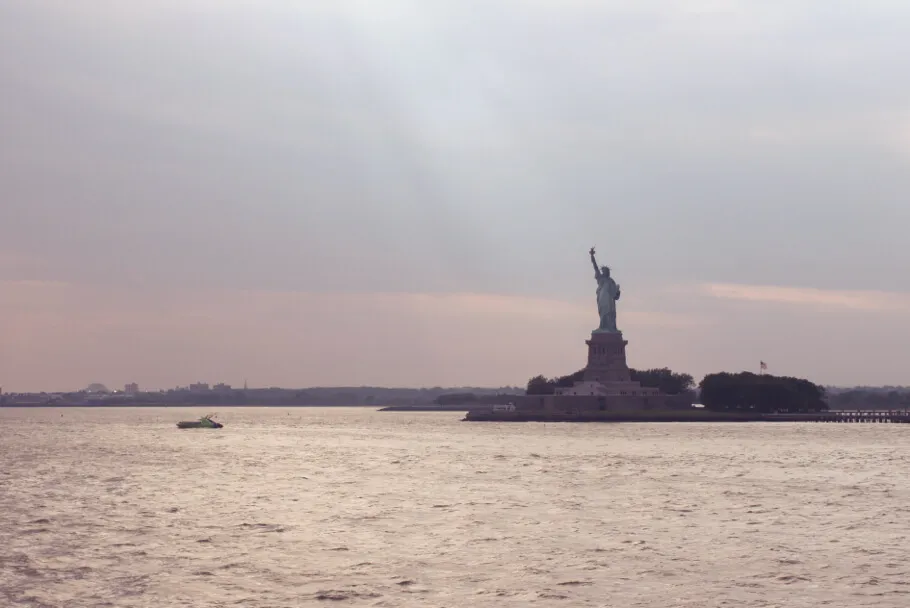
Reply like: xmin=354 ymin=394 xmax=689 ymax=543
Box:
xmin=582 ymin=331 xmax=631 ymax=383
xmin=497 ymin=326 xmax=683 ymax=417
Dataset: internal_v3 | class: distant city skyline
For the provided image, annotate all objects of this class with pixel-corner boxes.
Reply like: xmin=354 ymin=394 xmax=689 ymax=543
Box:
xmin=3 ymin=1 xmax=910 ymax=391
xmin=3 ymin=380 xmax=526 ymax=395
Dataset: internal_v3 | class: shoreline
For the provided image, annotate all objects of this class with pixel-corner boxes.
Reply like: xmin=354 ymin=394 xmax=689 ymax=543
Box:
xmin=463 ymin=409 xmax=764 ymax=423
xmin=377 ymin=405 xmax=471 ymax=412
xmin=0 ymin=403 xmax=387 ymax=409
xmin=463 ymin=409 xmax=910 ymax=423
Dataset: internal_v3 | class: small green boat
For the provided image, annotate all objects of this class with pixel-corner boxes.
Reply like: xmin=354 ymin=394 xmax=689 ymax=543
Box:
xmin=176 ymin=414 xmax=223 ymax=429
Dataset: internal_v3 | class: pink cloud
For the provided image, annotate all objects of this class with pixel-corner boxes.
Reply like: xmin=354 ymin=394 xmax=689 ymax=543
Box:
xmin=4 ymin=280 xmax=910 ymax=391
xmin=700 ymin=282 xmax=910 ymax=312
xmin=0 ymin=252 xmax=46 ymax=278
xmin=0 ymin=282 xmax=702 ymax=392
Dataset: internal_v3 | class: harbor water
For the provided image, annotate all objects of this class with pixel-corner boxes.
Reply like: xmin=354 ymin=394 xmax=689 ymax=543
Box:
xmin=2 ymin=407 xmax=909 ymax=607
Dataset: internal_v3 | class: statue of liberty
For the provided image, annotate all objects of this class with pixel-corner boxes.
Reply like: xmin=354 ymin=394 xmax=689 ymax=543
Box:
xmin=589 ymin=247 xmax=621 ymax=333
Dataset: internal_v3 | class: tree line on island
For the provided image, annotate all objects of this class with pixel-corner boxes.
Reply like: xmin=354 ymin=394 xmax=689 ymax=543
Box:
xmin=526 ymin=367 xmax=696 ymax=398
xmin=698 ymin=371 xmax=827 ymax=413
xmin=523 ymin=368 xmax=829 ymax=413
xmin=4 ymin=375 xmax=896 ymax=411
xmin=824 ymin=387 xmax=910 ymax=409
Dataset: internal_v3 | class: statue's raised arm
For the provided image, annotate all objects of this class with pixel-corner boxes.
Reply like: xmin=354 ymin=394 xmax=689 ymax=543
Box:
xmin=589 ymin=246 xmax=601 ymax=278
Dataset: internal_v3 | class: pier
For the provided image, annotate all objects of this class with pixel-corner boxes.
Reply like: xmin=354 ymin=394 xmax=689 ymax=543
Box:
xmin=764 ymin=410 xmax=910 ymax=423
xmin=464 ymin=408 xmax=910 ymax=423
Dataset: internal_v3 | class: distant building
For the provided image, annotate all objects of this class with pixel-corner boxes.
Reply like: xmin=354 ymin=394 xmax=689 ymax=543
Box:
xmin=86 ymin=383 xmax=109 ymax=394
xmin=213 ymin=383 xmax=232 ymax=392
xmin=124 ymin=383 xmax=139 ymax=395
xmin=189 ymin=382 xmax=210 ymax=392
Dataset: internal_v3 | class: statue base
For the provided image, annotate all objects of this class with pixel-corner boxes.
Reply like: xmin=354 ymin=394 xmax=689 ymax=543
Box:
xmin=582 ymin=331 xmax=631 ymax=383
xmin=487 ymin=329 xmax=688 ymax=416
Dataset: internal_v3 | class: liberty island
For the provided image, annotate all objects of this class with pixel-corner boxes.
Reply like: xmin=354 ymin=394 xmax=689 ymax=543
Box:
xmin=465 ymin=246 xmax=705 ymax=422
xmin=463 ymin=249 xmax=908 ymax=423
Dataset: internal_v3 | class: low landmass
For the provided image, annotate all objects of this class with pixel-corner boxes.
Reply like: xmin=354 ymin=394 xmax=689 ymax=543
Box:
xmin=520 ymin=367 xmax=828 ymax=413
xmin=824 ymin=386 xmax=910 ymax=409
xmin=0 ymin=385 xmax=523 ymax=408
xmin=3 ymin=380 xmax=908 ymax=411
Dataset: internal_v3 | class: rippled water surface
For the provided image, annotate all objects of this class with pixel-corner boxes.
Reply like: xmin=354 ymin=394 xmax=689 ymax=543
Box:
xmin=2 ymin=407 xmax=910 ymax=607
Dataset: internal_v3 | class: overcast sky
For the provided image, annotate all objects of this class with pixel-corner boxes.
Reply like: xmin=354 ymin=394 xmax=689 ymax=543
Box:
xmin=2 ymin=1 xmax=910 ymax=392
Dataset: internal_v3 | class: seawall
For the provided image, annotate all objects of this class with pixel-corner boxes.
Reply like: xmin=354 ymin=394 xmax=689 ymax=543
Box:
xmin=463 ymin=409 xmax=764 ymax=423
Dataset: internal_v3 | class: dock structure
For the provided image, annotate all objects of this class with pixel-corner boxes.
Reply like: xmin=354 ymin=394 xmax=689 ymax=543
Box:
xmin=464 ymin=407 xmax=910 ymax=424
xmin=764 ymin=410 xmax=910 ymax=423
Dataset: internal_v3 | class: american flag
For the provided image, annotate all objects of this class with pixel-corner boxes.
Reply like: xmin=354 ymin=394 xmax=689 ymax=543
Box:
xmin=760 ymin=361 xmax=767 ymax=371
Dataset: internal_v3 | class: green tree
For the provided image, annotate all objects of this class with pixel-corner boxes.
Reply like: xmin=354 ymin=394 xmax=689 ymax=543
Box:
xmin=554 ymin=369 xmax=585 ymax=388
xmin=434 ymin=392 xmax=479 ymax=405
xmin=526 ymin=375 xmax=556 ymax=395
xmin=630 ymin=367 xmax=694 ymax=395
xmin=527 ymin=367 xmax=696 ymax=396
xmin=699 ymin=372 xmax=827 ymax=413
